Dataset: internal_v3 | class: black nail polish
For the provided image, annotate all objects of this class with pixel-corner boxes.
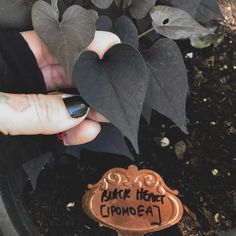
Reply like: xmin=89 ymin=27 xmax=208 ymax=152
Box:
xmin=63 ymin=96 xmax=89 ymax=118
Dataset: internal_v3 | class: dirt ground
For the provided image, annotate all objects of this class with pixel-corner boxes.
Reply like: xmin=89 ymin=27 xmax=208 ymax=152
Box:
xmin=23 ymin=33 xmax=236 ymax=236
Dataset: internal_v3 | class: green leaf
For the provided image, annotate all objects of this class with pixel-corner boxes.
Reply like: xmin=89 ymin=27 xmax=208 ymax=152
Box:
xmin=150 ymin=5 xmax=210 ymax=39
xmin=32 ymin=1 xmax=96 ymax=78
xmin=190 ymin=34 xmax=213 ymax=48
xmin=190 ymin=31 xmax=225 ymax=49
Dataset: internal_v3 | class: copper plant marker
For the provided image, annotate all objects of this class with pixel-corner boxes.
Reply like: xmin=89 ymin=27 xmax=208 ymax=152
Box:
xmin=82 ymin=165 xmax=183 ymax=236
xmin=219 ymin=0 xmax=236 ymax=31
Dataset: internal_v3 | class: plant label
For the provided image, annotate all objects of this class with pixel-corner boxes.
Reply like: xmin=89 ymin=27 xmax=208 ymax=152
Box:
xmin=82 ymin=165 xmax=183 ymax=236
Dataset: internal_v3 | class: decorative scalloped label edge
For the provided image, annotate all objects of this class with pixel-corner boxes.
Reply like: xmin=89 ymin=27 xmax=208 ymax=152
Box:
xmin=82 ymin=165 xmax=183 ymax=236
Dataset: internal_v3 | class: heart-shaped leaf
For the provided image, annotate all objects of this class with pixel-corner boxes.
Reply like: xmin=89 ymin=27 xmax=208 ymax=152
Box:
xmin=96 ymin=15 xmax=138 ymax=48
xmin=129 ymin=0 xmax=156 ymax=19
xmin=143 ymin=38 xmax=188 ymax=133
xmin=115 ymin=0 xmax=155 ymax=19
xmin=96 ymin=15 xmax=113 ymax=31
xmin=32 ymin=1 xmax=96 ymax=78
xmin=91 ymin=0 xmax=113 ymax=9
xmin=73 ymin=44 xmax=148 ymax=153
xmin=66 ymin=123 xmax=134 ymax=160
xmin=150 ymin=5 xmax=210 ymax=39
xmin=114 ymin=15 xmax=139 ymax=48
xmin=88 ymin=9 xmax=99 ymax=23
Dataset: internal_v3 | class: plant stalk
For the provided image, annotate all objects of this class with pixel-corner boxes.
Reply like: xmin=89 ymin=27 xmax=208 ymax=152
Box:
xmin=138 ymin=27 xmax=155 ymax=39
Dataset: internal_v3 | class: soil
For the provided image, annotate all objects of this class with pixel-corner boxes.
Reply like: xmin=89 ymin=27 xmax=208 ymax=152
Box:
xmin=23 ymin=33 xmax=236 ymax=236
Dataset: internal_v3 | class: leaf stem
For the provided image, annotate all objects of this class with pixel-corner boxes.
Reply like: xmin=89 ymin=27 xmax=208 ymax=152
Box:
xmin=138 ymin=27 xmax=155 ymax=39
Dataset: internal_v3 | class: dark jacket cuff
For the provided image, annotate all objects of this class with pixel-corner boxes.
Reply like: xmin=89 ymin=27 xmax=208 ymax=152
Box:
xmin=0 ymin=31 xmax=47 ymax=94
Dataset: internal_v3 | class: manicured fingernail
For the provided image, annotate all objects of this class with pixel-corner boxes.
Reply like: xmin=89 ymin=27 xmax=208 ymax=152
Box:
xmin=63 ymin=96 xmax=89 ymax=118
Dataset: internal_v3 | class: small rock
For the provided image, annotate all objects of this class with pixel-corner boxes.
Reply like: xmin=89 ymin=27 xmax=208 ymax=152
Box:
xmin=185 ymin=52 xmax=193 ymax=59
xmin=210 ymin=121 xmax=216 ymax=126
xmin=212 ymin=169 xmax=219 ymax=176
xmin=175 ymin=141 xmax=187 ymax=160
xmin=66 ymin=202 xmax=75 ymax=211
xmin=214 ymin=213 xmax=220 ymax=223
xmin=160 ymin=137 xmax=170 ymax=147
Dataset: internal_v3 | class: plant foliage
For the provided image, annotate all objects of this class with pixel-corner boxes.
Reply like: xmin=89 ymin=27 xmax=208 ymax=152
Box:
xmin=11 ymin=0 xmax=223 ymax=186
xmin=150 ymin=6 xmax=210 ymax=40
xmin=32 ymin=0 xmax=96 ymax=77
xmin=96 ymin=15 xmax=138 ymax=48
xmin=74 ymin=43 xmax=148 ymax=153
xmin=142 ymin=39 xmax=188 ymax=133
xmin=66 ymin=123 xmax=134 ymax=160
xmin=91 ymin=0 xmax=113 ymax=9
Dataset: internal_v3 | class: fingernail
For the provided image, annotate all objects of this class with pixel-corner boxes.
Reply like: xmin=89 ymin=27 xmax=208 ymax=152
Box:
xmin=63 ymin=96 xmax=89 ymax=118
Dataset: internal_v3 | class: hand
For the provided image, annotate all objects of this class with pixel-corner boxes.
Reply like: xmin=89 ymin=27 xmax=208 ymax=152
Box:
xmin=20 ymin=30 xmax=121 ymax=91
xmin=0 ymin=92 xmax=99 ymax=145
xmin=0 ymin=31 xmax=120 ymax=145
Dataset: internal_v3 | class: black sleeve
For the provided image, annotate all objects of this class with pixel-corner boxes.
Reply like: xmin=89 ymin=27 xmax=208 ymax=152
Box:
xmin=0 ymin=31 xmax=47 ymax=94
xmin=0 ymin=31 xmax=64 ymax=172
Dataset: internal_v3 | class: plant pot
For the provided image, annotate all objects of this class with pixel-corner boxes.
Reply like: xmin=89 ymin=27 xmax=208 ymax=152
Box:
xmin=0 ymin=168 xmax=40 ymax=236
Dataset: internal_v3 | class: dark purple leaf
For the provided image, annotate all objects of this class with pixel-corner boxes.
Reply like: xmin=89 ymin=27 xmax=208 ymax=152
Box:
xmin=159 ymin=0 xmax=201 ymax=17
xmin=73 ymin=44 xmax=148 ymax=153
xmin=143 ymin=39 xmax=188 ymax=133
xmin=15 ymin=0 xmax=68 ymax=30
xmin=66 ymin=123 xmax=134 ymax=160
xmin=142 ymin=102 xmax=153 ymax=123
xmin=115 ymin=0 xmax=132 ymax=10
xmin=23 ymin=152 xmax=52 ymax=190
xmin=88 ymin=9 xmax=99 ymax=23
xmin=150 ymin=6 xmax=210 ymax=40
xmin=129 ymin=0 xmax=156 ymax=19
xmin=96 ymin=15 xmax=138 ymax=48
xmin=195 ymin=0 xmax=223 ymax=23
xmin=96 ymin=15 xmax=113 ymax=31
xmin=114 ymin=15 xmax=139 ymax=48
xmin=32 ymin=1 xmax=96 ymax=77
xmin=91 ymin=0 xmax=113 ymax=9
xmin=115 ymin=0 xmax=155 ymax=19
xmin=0 ymin=0 xmax=33 ymax=30
xmin=160 ymin=0 xmax=223 ymax=23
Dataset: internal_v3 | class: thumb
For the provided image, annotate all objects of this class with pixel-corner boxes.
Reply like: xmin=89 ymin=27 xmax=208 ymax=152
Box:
xmin=86 ymin=31 xmax=121 ymax=59
xmin=0 ymin=92 xmax=89 ymax=136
